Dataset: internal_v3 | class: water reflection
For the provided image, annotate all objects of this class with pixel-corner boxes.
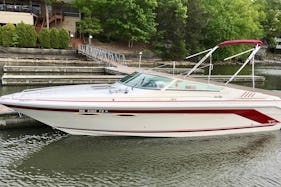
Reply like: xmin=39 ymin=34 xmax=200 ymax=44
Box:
xmin=0 ymin=128 xmax=66 ymax=186
xmin=3 ymin=131 xmax=280 ymax=186
xmin=211 ymin=64 xmax=281 ymax=90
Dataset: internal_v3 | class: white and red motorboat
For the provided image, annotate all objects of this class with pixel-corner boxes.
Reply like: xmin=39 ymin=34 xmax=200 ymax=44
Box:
xmin=0 ymin=40 xmax=281 ymax=137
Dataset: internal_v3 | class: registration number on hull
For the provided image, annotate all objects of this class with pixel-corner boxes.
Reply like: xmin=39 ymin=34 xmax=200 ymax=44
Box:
xmin=79 ymin=109 xmax=108 ymax=113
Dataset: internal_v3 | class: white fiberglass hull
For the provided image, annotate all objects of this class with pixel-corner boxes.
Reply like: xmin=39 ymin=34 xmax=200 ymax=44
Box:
xmin=7 ymin=103 xmax=281 ymax=137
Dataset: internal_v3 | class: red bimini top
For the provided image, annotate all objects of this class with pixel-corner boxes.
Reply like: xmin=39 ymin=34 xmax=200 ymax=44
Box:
xmin=218 ymin=40 xmax=263 ymax=47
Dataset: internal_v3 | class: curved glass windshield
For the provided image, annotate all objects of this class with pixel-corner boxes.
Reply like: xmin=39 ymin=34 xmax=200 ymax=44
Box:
xmin=119 ymin=72 xmax=173 ymax=89
xmin=167 ymin=80 xmax=222 ymax=91
xmin=119 ymin=72 xmax=222 ymax=91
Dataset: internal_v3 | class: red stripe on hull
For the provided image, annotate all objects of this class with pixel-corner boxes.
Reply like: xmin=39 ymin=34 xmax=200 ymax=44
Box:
xmin=108 ymin=109 xmax=279 ymax=124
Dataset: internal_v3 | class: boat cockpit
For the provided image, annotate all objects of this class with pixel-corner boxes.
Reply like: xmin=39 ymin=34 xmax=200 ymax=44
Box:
xmin=119 ymin=72 xmax=222 ymax=92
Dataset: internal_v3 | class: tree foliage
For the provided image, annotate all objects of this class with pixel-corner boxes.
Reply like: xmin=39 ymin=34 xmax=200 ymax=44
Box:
xmin=0 ymin=22 xmax=70 ymax=50
xmin=202 ymin=0 xmax=264 ymax=58
xmin=16 ymin=22 xmax=37 ymax=48
xmin=50 ymin=28 xmax=60 ymax=49
xmin=0 ymin=0 xmax=276 ymax=58
xmin=2 ymin=23 xmax=18 ymax=47
xmin=185 ymin=0 xmax=208 ymax=56
xmin=73 ymin=0 xmax=157 ymax=48
xmin=58 ymin=28 xmax=70 ymax=49
xmin=38 ymin=28 xmax=51 ymax=48
xmin=152 ymin=0 xmax=187 ymax=60
xmin=0 ymin=0 xmax=280 ymax=59
xmin=103 ymin=0 xmax=157 ymax=47
xmin=0 ymin=26 xmax=3 ymax=46
xmin=77 ymin=17 xmax=102 ymax=36
xmin=254 ymin=0 xmax=281 ymax=48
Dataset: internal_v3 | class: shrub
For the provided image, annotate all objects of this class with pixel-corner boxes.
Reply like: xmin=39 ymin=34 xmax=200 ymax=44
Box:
xmin=0 ymin=26 xmax=2 ymax=46
xmin=2 ymin=23 xmax=18 ymax=47
xmin=58 ymin=28 xmax=70 ymax=49
xmin=38 ymin=28 xmax=50 ymax=48
xmin=50 ymin=28 xmax=59 ymax=49
xmin=16 ymin=22 xmax=37 ymax=48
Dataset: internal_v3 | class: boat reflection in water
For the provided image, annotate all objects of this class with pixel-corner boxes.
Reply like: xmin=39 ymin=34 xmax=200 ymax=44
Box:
xmin=14 ymin=131 xmax=281 ymax=186
xmin=0 ymin=40 xmax=281 ymax=137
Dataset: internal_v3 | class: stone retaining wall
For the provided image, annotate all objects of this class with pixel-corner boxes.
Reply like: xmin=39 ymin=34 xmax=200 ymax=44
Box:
xmin=1 ymin=47 xmax=76 ymax=55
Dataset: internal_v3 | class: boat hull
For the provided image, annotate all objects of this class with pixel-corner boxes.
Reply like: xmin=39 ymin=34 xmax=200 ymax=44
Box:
xmin=8 ymin=105 xmax=281 ymax=137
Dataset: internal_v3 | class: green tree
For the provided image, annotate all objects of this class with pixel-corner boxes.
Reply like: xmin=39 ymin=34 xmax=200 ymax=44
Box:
xmin=0 ymin=26 xmax=3 ymax=46
xmin=73 ymin=0 xmax=157 ymax=48
xmin=254 ymin=0 xmax=281 ymax=48
xmin=153 ymin=0 xmax=187 ymax=60
xmin=2 ymin=23 xmax=18 ymax=47
xmin=38 ymin=28 xmax=51 ymax=48
xmin=73 ymin=0 xmax=105 ymax=41
xmin=202 ymin=0 xmax=263 ymax=57
xmin=77 ymin=17 xmax=102 ymax=37
xmin=16 ymin=22 xmax=37 ymax=48
xmin=58 ymin=28 xmax=70 ymax=49
xmin=104 ymin=0 xmax=157 ymax=47
xmin=185 ymin=0 xmax=208 ymax=55
xmin=50 ymin=28 xmax=59 ymax=49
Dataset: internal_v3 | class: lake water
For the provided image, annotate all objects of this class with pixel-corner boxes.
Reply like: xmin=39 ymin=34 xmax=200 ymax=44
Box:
xmin=0 ymin=64 xmax=281 ymax=186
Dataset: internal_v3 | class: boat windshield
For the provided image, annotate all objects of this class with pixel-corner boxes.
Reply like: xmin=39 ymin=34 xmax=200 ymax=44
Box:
xmin=119 ymin=72 xmax=173 ymax=89
xmin=119 ymin=72 xmax=222 ymax=91
xmin=167 ymin=80 xmax=223 ymax=91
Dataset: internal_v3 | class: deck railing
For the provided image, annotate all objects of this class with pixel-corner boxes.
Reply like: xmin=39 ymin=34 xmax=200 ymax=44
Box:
xmin=78 ymin=44 xmax=127 ymax=67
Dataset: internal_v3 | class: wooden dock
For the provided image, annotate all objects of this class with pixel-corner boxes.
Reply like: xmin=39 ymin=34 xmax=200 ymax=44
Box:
xmin=1 ymin=65 xmax=265 ymax=85
xmin=1 ymin=66 xmax=126 ymax=85
xmin=3 ymin=65 xmax=105 ymax=74
xmin=2 ymin=74 xmax=124 ymax=85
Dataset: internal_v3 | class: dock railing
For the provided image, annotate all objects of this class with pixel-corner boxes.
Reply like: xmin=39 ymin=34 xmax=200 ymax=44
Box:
xmin=78 ymin=44 xmax=127 ymax=67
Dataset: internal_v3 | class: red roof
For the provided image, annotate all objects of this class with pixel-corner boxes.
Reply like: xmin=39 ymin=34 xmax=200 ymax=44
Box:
xmin=218 ymin=40 xmax=263 ymax=47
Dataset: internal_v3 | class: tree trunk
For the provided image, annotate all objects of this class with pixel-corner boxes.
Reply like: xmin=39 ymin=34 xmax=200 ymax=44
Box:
xmin=128 ymin=40 xmax=134 ymax=48
xmin=45 ymin=0 xmax=49 ymax=29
